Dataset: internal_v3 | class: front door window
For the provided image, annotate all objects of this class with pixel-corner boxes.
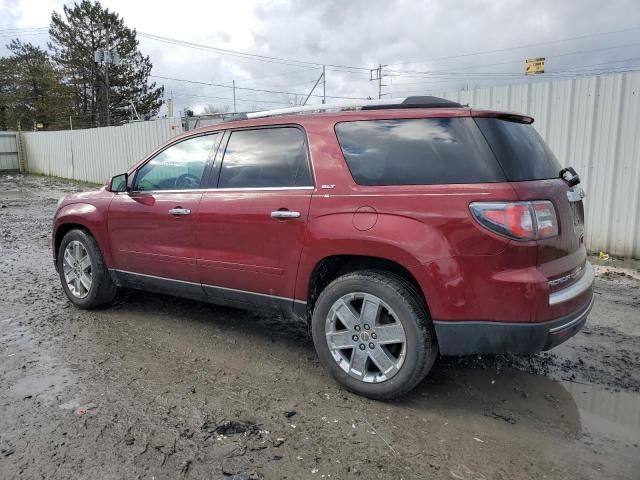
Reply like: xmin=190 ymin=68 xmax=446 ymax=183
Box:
xmin=134 ymin=134 xmax=219 ymax=191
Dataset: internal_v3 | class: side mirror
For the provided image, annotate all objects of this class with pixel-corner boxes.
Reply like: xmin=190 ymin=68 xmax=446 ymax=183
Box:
xmin=108 ymin=173 xmax=129 ymax=192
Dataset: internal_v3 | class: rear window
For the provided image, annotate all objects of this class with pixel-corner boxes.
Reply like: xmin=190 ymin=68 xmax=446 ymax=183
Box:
xmin=474 ymin=118 xmax=563 ymax=181
xmin=335 ymin=118 xmax=505 ymax=186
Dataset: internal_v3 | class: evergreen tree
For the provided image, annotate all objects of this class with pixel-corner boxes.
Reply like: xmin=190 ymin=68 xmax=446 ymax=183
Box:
xmin=0 ymin=40 xmax=67 ymax=131
xmin=48 ymin=0 xmax=164 ymax=127
xmin=0 ymin=57 xmax=12 ymax=130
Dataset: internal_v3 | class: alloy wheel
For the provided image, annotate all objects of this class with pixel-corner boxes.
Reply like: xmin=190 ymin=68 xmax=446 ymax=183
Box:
xmin=62 ymin=240 xmax=93 ymax=299
xmin=325 ymin=292 xmax=407 ymax=383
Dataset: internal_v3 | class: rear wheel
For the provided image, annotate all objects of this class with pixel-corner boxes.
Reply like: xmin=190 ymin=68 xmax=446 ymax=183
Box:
xmin=57 ymin=229 xmax=117 ymax=309
xmin=311 ymin=270 xmax=437 ymax=399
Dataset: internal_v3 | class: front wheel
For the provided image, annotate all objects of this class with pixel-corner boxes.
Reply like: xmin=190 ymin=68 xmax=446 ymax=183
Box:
xmin=57 ymin=229 xmax=117 ymax=309
xmin=311 ymin=270 xmax=437 ymax=399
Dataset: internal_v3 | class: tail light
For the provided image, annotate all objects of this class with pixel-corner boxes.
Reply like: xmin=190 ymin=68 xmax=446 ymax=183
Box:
xmin=470 ymin=201 xmax=558 ymax=240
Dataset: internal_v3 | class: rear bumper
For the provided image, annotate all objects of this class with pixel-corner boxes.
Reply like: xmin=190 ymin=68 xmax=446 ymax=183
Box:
xmin=434 ymin=294 xmax=594 ymax=355
xmin=549 ymin=261 xmax=594 ymax=305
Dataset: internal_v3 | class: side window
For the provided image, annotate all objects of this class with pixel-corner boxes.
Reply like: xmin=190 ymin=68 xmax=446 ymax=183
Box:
xmin=134 ymin=133 xmax=218 ymax=191
xmin=218 ymin=127 xmax=312 ymax=188
xmin=335 ymin=118 xmax=505 ymax=185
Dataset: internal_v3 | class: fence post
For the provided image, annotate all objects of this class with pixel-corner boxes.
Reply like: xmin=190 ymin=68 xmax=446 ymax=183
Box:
xmin=16 ymin=126 xmax=27 ymax=174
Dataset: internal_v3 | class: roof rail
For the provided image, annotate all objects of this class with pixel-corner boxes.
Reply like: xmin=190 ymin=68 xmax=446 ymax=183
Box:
xmin=245 ymin=96 xmax=463 ymax=119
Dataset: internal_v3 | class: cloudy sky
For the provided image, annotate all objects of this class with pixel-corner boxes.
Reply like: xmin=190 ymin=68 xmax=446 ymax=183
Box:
xmin=2 ymin=0 xmax=640 ymax=115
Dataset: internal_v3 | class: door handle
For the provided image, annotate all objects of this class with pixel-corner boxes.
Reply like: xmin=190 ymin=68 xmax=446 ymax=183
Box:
xmin=169 ymin=208 xmax=191 ymax=216
xmin=271 ymin=210 xmax=301 ymax=219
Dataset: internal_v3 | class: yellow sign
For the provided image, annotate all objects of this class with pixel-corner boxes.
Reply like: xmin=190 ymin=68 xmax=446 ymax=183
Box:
xmin=525 ymin=57 xmax=545 ymax=75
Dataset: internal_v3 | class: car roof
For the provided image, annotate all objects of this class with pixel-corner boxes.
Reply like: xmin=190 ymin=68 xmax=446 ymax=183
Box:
xmin=179 ymin=95 xmax=533 ymax=137
xmin=185 ymin=108 xmax=475 ymax=136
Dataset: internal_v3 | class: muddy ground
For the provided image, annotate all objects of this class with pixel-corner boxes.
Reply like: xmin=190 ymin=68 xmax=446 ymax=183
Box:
xmin=1 ymin=174 xmax=638 ymax=480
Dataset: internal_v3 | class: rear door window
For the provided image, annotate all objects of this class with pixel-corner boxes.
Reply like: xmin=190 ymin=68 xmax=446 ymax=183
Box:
xmin=218 ymin=127 xmax=312 ymax=188
xmin=474 ymin=118 xmax=563 ymax=181
xmin=335 ymin=118 xmax=505 ymax=186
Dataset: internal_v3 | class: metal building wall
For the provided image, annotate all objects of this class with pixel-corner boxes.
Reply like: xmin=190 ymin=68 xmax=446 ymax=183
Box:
xmin=24 ymin=118 xmax=183 ymax=184
xmin=437 ymin=72 xmax=640 ymax=258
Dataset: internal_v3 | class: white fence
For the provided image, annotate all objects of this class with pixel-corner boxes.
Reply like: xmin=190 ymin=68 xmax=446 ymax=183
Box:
xmin=0 ymin=132 xmax=20 ymax=171
xmin=24 ymin=118 xmax=183 ymax=184
xmin=436 ymin=71 xmax=640 ymax=258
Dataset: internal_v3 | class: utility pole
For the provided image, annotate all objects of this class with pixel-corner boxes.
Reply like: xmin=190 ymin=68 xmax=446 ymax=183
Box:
xmin=104 ymin=21 xmax=111 ymax=126
xmin=370 ymin=64 xmax=388 ymax=99
xmin=302 ymin=69 xmax=325 ymax=106
xmin=322 ymin=65 xmax=326 ymax=104
xmin=129 ymin=99 xmax=140 ymax=120
xmin=167 ymin=92 xmax=174 ymax=118
xmin=233 ymin=80 xmax=236 ymax=113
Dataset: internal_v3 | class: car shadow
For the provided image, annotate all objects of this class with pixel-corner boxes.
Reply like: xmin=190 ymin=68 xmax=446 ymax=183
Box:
xmin=108 ymin=289 xmax=581 ymax=436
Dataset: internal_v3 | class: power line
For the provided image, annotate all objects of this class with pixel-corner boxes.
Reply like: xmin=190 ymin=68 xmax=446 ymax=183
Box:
xmin=0 ymin=32 xmax=49 ymax=38
xmin=386 ymin=41 xmax=640 ymax=78
xmin=0 ymin=27 xmax=49 ymax=33
xmin=170 ymin=91 xmax=287 ymax=106
xmin=2 ymin=27 xmax=369 ymax=73
xmin=138 ymin=32 xmax=369 ymax=72
xmin=554 ymin=56 xmax=640 ymax=73
xmin=391 ymin=66 xmax=640 ymax=96
xmin=386 ymin=25 xmax=640 ymax=67
xmin=255 ymin=78 xmax=320 ymax=90
xmin=232 ymin=66 xmax=321 ymax=85
xmin=387 ymin=58 xmax=640 ymax=92
xmin=150 ymin=74 xmax=368 ymax=100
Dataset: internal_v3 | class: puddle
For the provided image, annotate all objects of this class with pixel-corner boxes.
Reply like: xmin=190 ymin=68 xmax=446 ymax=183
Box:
xmin=562 ymin=381 xmax=640 ymax=444
xmin=10 ymin=370 xmax=70 ymax=401
xmin=0 ymin=185 xmax=26 ymax=201
xmin=1 ymin=317 xmax=73 ymax=402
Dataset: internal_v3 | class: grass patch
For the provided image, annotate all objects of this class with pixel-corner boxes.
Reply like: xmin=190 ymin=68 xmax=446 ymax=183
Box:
xmin=25 ymin=171 xmax=102 ymax=188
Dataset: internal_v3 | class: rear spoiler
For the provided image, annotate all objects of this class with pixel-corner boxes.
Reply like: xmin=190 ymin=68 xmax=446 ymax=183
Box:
xmin=471 ymin=110 xmax=534 ymax=125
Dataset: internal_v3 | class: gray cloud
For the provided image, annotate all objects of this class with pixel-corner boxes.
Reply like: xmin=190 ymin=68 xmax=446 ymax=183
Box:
xmin=1 ymin=0 xmax=639 ymax=114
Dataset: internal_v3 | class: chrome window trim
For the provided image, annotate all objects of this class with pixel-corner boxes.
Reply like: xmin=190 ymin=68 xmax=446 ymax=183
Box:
xmin=121 ymin=186 xmax=315 ymax=195
xmin=111 ymin=269 xmax=307 ymax=304
xmin=122 ymin=189 xmax=208 ymax=195
xmin=549 ymin=261 xmax=594 ymax=306
xmin=209 ymin=186 xmax=315 ymax=192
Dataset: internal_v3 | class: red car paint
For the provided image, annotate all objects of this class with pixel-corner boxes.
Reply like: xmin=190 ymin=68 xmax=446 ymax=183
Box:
xmin=53 ymin=107 xmax=593 ymax=353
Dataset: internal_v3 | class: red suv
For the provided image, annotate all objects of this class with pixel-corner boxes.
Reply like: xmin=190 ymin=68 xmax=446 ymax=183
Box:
xmin=53 ymin=96 xmax=594 ymax=399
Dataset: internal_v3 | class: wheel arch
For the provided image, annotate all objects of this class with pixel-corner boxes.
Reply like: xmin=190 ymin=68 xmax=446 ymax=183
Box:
xmin=53 ymin=202 xmax=113 ymax=270
xmin=54 ymin=223 xmax=93 ymax=261
xmin=303 ymin=254 xmax=431 ymax=321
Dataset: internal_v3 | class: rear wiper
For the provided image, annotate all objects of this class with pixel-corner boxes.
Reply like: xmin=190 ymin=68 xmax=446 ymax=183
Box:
xmin=560 ymin=167 xmax=580 ymax=187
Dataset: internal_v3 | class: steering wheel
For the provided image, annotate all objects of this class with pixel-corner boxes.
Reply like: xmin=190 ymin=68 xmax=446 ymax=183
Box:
xmin=174 ymin=173 xmax=200 ymax=189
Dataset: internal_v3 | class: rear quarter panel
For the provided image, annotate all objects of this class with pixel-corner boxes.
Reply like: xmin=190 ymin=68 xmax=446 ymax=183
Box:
xmin=294 ymin=116 xmax=528 ymax=321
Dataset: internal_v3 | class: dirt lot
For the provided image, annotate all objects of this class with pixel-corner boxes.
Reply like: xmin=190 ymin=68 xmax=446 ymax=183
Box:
xmin=1 ymin=174 xmax=639 ymax=480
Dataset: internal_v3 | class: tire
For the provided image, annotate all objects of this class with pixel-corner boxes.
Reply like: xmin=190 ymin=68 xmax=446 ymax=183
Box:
xmin=311 ymin=270 xmax=438 ymax=399
xmin=57 ymin=229 xmax=117 ymax=309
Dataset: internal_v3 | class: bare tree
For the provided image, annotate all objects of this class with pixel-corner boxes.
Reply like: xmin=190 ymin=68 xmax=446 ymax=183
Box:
xmin=284 ymin=93 xmax=306 ymax=106
xmin=202 ymin=104 xmax=230 ymax=115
